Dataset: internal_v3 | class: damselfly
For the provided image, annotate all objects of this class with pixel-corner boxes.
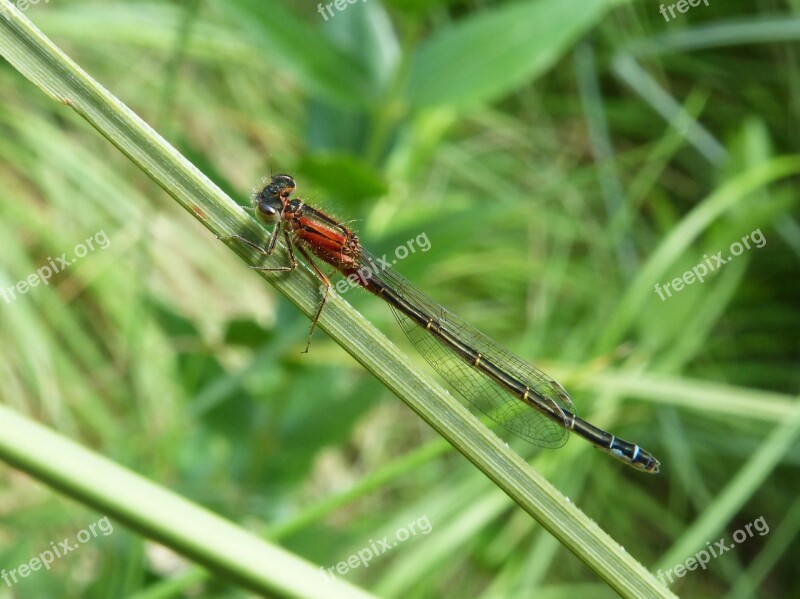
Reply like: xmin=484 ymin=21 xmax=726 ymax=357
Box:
xmin=224 ymin=175 xmax=660 ymax=473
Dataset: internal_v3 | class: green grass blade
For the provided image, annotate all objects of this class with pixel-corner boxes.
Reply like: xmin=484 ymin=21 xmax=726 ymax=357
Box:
xmin=405 ymin=0 xmax=614 ymax=108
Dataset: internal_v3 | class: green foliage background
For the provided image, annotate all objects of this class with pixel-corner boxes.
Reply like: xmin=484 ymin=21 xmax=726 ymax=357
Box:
xmin=1 ymin=0 xmax=799 ymax=597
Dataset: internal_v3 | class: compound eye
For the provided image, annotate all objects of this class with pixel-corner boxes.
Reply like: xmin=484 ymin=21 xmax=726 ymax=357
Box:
xmin=272 ymin=174 xmax=296 ymax=197
xmin=273 ymin=174 xmax=295 ymax=186
xmin=256 ymin=194 xmax=283 ymax=224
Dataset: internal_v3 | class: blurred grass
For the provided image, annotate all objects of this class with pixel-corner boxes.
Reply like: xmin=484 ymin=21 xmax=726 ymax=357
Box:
xmin=1 ymin=0 xmax=799 ymax=598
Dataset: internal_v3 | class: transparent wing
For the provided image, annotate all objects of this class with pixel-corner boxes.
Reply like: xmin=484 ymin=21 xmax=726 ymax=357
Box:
xmin=359 ymin=250 xmax=573 ymax=448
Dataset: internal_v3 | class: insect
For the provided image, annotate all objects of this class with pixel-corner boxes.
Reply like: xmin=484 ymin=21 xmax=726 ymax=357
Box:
xmin=223 ymin=175 xmax=660 ymax=473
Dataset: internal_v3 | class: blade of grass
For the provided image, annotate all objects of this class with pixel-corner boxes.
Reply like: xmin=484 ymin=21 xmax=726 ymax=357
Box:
xmin=612 ymin=53 xmax=727 ymax=164
xmin=405 ymin=0 xmax=615 ymax=108
xmin=625 ymin=17 xmax=800 ymax=57
xmin=0 ymin=4 xmax=674 ymax=597
xmin=588 ymin=371 xmax=796 ymax=424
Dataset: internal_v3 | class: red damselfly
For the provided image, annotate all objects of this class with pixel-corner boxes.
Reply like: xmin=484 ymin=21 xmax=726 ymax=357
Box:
xmin=223 ymin=175 xmax=660 ymax=473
